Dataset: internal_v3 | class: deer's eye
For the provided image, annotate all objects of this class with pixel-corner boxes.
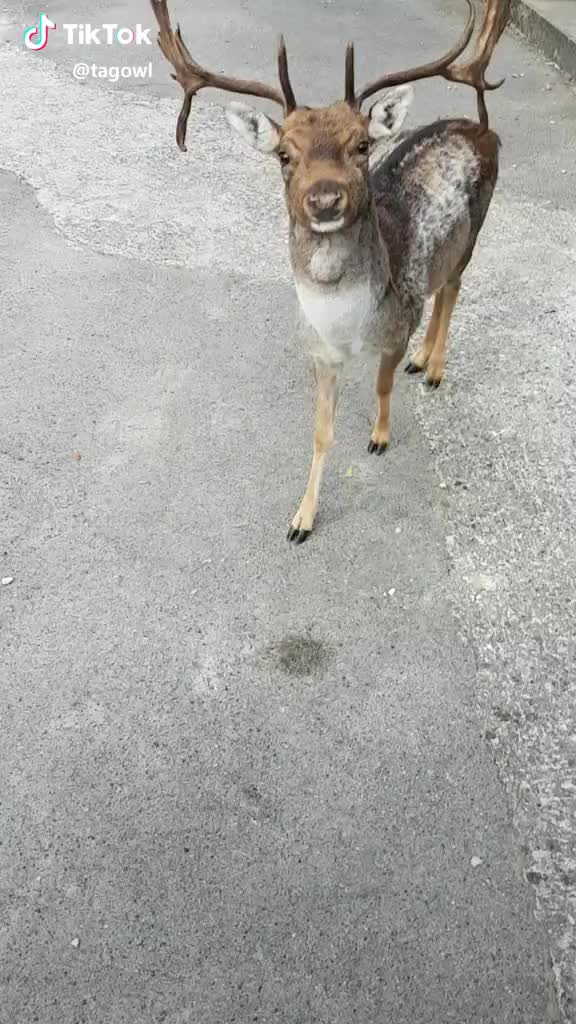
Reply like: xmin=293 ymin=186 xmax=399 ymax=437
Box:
xmin=356 ymin=140 xmax=370 ymax=155
xmin=278 ymin=150 xmax=290 ymax=166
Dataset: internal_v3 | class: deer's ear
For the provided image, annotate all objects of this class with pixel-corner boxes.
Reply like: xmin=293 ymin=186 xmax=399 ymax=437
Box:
xmin=368 ymin=85 xmax=414 ymax=140
xmin=226 ymin=102 xmax=280 ymax=154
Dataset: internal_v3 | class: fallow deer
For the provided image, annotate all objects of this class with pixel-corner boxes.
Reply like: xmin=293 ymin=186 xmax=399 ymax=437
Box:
xmin=151 ymin=0 xmax=510 ymax=543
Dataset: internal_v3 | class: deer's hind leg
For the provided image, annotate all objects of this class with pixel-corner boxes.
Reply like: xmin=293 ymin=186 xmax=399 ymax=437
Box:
xmin=405 ymin=289 xmax=444 ymax=377
xmin=407 ymin=174 xmax=497 ymax=388
xmin=424 ymin=278 xmax=461 ymax=388
xmin=404 ymin=279 xmax=461 ymax=389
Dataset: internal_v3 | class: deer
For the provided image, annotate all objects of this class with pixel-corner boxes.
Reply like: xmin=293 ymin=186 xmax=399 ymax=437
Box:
xmin=151 ymin=0 xmax=510 ymax=543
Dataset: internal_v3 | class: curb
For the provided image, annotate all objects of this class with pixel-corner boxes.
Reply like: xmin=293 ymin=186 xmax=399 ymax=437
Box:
xmin=510 ymin=0 xmax=576 ymax=79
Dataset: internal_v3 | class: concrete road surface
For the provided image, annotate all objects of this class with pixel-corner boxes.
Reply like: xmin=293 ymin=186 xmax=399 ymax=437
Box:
xmin=1 ymin=0 xmax=576 ymax=1021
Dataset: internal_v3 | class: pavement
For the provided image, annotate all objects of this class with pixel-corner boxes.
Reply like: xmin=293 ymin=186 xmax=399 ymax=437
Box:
xmin=511 ymin=0 xmax=576 ymax=78
xmin=1 ymin=1 xmax=575 ymax=1022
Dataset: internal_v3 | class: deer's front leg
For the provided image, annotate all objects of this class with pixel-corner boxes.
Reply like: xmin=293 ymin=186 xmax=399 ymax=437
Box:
xmin=287 ymin=363 xmax=339 ymax=545
xmin=368 ymin=348 xmax=403 ymax=455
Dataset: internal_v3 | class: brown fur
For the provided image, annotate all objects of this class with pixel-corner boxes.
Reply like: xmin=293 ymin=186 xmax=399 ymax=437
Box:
xmin=277 ymin=105 xmax=371 ymax=229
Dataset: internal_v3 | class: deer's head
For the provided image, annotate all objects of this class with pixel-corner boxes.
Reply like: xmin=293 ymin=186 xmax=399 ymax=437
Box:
xmin=226 ymin=90 xmax=413 ymax=233
xmin=152 ymin=0 xmax=508 ymax=233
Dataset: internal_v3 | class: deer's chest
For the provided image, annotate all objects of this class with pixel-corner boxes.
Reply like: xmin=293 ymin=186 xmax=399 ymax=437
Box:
xmin=295 ymin=279 xmax=375 ymax=364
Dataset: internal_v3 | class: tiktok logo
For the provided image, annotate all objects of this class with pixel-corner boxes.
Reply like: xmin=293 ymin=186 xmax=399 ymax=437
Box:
xmin=23 ymin=13 xmax=56 ymax=50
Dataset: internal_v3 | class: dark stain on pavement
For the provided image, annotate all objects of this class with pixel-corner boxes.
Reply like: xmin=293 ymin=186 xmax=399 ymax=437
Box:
xmin=266 ymin=634 xmax=329 ymax=677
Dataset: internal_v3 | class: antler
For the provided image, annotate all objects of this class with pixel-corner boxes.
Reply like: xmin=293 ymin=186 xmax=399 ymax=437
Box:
xmin=443 ymin=0 xmax=511 ymax=128
xmin=350 ymin=0 xmax=510 ymax=128
xmin=150 ymin=0 xmax=296 ymax=152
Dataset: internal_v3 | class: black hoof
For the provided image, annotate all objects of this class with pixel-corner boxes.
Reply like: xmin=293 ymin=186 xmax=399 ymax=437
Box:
xmin=405 ymin=361 xmax=423 ymax=375
xmin=368 ymin=440 xmax=388 ymax=455
xmin=287 ymin=526 xmax=311 ymax=545
xmin=425 ymin=377 xmax=441 ymax=390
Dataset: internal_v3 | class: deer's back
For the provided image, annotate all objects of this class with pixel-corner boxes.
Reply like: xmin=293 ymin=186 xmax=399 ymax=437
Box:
xmin=371 ymin=119 xmax=499 ymax=303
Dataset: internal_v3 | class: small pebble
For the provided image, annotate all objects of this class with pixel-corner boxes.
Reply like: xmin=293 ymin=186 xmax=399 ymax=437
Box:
xmin=388 ymin=588 xmax=396 ymax=597
xmin=71 ymin=937 xmax=80 ymax=948
xmin=470 ymin=856 xmax=483 ymax=868
xmin=395 ymin=526 xmax=401 ymax=534
xmin=1 ymin=577 xmax=14 ymax=586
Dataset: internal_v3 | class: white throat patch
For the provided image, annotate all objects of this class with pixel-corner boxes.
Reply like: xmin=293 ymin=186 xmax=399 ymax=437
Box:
xmin=308 ymin=236 xmax=348 ymax=285
xmin=295 ymin=278 xmax=374 ymax=364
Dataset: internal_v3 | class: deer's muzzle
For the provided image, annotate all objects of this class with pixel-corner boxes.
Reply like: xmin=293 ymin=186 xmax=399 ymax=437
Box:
xmin=304 ymin=179 xmax=349 ymax=231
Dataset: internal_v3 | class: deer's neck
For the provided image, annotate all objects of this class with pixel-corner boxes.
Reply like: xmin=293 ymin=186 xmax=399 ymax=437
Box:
xmin=288 ymin=205 xmax=393 ymax=364
xmin=288 ymin=205 xmax=389 ymax=293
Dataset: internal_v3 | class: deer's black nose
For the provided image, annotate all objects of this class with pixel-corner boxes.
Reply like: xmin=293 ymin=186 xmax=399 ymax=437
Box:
xmin=304 ymin=180 xmax=348 ymax=222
